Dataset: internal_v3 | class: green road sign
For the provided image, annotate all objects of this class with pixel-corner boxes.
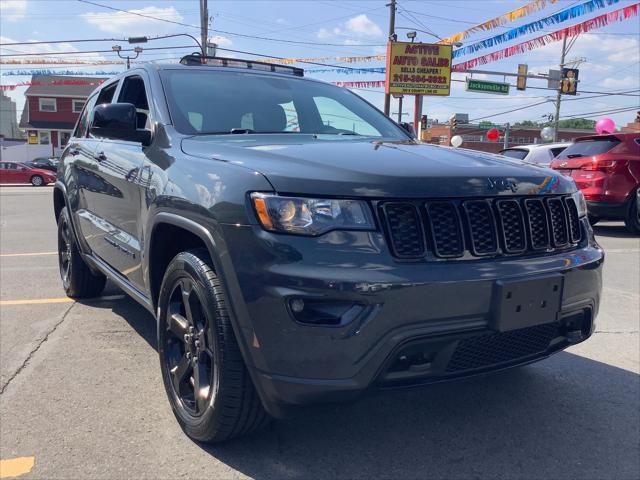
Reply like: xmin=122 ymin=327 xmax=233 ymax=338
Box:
xmin=466 ymin=78 xmax=510 ymax=95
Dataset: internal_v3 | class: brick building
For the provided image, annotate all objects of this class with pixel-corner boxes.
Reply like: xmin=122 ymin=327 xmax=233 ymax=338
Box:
xmin=19 ymin=75 xmax=105 ymax=157
xmin=423 ymin=123 xmax=594 ymax=153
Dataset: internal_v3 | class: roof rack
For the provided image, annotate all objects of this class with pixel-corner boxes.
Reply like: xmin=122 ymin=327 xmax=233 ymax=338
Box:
xmin=179 ymin=53 xmax=304 ymax=77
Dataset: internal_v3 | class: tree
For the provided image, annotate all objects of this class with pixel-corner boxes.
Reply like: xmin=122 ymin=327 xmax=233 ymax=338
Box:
xmin=557 ymin=118 xmax=596 ymax=129
xmin=513 ymin=120 xmax=541 ymax=127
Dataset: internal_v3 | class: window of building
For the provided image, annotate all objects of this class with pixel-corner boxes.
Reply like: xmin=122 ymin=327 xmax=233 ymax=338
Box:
xmin=38 ymin=131 xmax=50 ymax=145
xmin=39 ymin=98 xmax=57 ymax=112
xmin=60 ymin=131 xmax=71 ymax=146
xmin=72 ymin=99 xmax=85 ymax=113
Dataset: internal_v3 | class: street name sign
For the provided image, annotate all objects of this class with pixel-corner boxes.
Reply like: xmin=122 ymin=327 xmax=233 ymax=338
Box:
xmin=466 ymin=78 xmax=510 ymax=95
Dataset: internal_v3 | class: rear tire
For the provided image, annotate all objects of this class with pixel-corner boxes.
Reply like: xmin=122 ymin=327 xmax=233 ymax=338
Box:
xmin=57 ymin=207 xmax=106 ymax=298
xmin=158 ymin=248 xmax=270 ymax=443
xmin=624 ymin=189 xmax=640 ymax=234
xmin=31 ymin=175 xmax=43 ymax=186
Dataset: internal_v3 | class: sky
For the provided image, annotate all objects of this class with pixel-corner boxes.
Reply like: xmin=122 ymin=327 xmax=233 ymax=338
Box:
xmin=1 ymin=0 xmax=639 ymax=129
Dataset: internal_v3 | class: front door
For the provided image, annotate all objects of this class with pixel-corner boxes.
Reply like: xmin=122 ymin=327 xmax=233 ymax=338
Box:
xmin=83 ymin=73 xmax=153 ymax=289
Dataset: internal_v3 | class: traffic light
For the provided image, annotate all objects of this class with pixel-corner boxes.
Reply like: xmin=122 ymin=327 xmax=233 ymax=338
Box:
xmin=516 ymin=64 xmax=528 ymax=91
xmin=450 ymin=115 xmax=457 ymax=131
xmin=421 ymin=115 xmax=428 ymax=131
xmin=560 ymin=68 xmax=579 ymax=95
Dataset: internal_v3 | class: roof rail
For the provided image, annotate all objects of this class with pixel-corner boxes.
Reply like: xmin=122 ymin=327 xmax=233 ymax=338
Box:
xmin=179 ymin=54 xmax=304 ymax=77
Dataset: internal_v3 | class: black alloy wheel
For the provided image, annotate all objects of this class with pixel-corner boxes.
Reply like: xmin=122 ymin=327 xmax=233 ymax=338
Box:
xmin=158 ymin=249 xmax=269 ymax=442
xmin=56 ymin=206 xmax=106 ymax=297
xmin=58 ymin=215 xmax=72 ymax=286
xmin=163 ymin=277 xmax=217 ymax=417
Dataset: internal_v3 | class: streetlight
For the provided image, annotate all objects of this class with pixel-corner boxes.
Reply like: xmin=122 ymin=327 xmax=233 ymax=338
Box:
xmin=406 ymin=31 xmax=417 ymax=43
xmin=112 ymin=45 xmax=143 ymax=69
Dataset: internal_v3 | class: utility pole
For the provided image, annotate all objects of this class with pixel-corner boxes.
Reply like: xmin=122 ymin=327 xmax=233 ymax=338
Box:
xmin=383 ymin=0 xmax=396 ymax=116
xmin=553 ymin=34 xmax=568 ymax=142
xmin=503 ymin=122 xmax=510 ymax=148
xmin=200 ymin=0 xmax=209 ymax=57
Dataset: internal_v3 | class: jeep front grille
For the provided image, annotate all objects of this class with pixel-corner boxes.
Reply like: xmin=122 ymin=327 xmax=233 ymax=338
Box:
xmin=379 ymin=195 xmax=581 ymax=260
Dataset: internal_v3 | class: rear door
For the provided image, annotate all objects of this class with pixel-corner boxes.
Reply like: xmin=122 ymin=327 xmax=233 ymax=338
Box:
xmin=84 ymin=72 xmax=152 ymax=288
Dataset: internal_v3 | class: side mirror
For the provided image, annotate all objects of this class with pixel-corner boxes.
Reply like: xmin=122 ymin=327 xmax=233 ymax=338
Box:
xmin=90 ymin=103 xmax=151 ymax=146
xmin=399 ymin=122 xmax=416 ymax=139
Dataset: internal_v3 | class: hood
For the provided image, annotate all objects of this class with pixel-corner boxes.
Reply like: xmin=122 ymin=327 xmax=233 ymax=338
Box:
xmin=181 ymin=134 xmax=575 ymax=198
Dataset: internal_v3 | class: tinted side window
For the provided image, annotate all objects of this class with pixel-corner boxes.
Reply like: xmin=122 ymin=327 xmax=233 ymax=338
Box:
xmin=74 ymin=93 xmax=97 ymax=138
xmin=96 ymin=81 xmax=118 ymax=105
xmin=118 ymin=75 xmax=150 ymax=129
xmin=501 ymin=149 xmax=528 ymax=160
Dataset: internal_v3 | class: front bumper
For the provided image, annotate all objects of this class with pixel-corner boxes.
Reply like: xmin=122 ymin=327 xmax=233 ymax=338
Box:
xmin=217 ymin=218 xmax=603 ymax=417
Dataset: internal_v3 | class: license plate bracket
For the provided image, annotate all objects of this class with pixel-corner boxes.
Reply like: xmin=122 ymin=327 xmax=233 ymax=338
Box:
xmin=491 ymin=274 xmax=563 ymax=332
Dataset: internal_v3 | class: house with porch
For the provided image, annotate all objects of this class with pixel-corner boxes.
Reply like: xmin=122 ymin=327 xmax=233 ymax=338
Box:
xmin=19 ymin=75 xmax=106 ymax=158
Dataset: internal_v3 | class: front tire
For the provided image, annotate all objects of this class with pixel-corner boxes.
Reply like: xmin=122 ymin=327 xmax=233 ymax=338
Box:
xmin=57 ymin=207 xmax=106 ymax=297
xmin=158 ymin=249 xmax=269 ymax=443
xmin=31 ymin=175 xmax=43 ymax=186
xmin=624 ymin=189 xmax=640 ymax=234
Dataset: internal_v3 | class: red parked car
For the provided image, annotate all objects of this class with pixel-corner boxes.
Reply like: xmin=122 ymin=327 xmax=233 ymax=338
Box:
xmin=0 ymin=161 xmax=57 ymax=186
xmin=550 ymin=132 xmax=640 ymax=233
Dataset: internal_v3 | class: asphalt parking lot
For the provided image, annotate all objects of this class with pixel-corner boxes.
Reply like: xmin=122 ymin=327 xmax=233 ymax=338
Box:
xmin=1 ymin=185 xmax=638 ymax=480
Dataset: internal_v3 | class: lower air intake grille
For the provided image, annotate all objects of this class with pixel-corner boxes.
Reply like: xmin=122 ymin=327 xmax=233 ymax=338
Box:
xmin=446 ymin=323 xmax=559 ymax=373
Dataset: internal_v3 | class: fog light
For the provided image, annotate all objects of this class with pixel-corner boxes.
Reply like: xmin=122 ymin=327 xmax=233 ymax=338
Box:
xmin=290 ymin=298 xmax=305 ymax=314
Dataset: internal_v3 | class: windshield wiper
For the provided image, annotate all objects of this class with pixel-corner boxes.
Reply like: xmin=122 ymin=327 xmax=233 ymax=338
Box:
xmin=230 ymin=128 xmax=254 ymax=134
xmin=566 ymin=153 xmax=584 ymax=158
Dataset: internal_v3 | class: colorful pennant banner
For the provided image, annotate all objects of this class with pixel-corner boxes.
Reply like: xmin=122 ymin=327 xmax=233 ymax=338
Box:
xmin=306 ymin=67 xmax=386 ymax=74
xmin=452 ymin=2 xmax=639 ymax=71
xmin=334 ymin=80 xmax=386 ymax=88
xmin=453 ymin=0 xmax=620 ymax=58
xmin=439 ymin=0 xmax=558 ymax=44
xmin=1 ymin=70 xmax=121 ymax=76
xmin=0 ymin=79 xmax=105 ymax=91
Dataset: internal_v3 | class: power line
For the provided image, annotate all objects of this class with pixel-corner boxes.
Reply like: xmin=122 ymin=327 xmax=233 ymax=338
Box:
xmin=75 ymin=0 xmax=385 ymax=48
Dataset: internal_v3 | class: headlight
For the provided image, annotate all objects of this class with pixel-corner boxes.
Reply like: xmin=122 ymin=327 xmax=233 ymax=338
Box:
xmin=572 ymin=189 xmax=587 ymax=218
xmin=251 ymin=193 xmax=375 ymax=236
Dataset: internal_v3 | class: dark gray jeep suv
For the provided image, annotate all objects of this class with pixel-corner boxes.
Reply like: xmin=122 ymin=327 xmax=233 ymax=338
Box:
xmin=54 ymin=55 xmax=603 ymax=442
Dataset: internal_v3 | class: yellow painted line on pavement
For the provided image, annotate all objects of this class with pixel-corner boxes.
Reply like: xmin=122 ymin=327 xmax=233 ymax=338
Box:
xmin=0 ymin=252 xmax=56 ymax=257
xmin=0 ymin=298 xmax=73 ymax=306
xmin=0 ymin=295 xmax=125 ymax=306
xmin=0 ymin=456 xmax=35 ymax=478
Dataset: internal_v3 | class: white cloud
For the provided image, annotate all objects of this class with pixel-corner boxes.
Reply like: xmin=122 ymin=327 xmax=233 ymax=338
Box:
xmin=82 ymin=6 xmax=184 ymax=35
xmin=600 ymin=76 xmax=639 ymax=89
xmin=209 ymin=35 xmax=232 ymax=47
xmin=276 ymin=18 xmax=288 ymax=25
xmin=344 ymin=14 xmax=383 ymax=38
xmin=316 ymin=14 xmax=383 ymax=42
xmin=0 ymin=0 xmax=27 ymax=21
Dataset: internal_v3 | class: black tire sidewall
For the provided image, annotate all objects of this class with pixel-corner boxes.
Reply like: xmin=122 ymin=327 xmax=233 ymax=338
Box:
xmin=157 ymin=252 xmax=225 ymax=439
xmin=625 ymin=190 xmax=640 ymax=233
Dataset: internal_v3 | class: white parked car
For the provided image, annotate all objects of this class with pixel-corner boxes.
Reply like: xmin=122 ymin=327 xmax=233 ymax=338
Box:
xmin=500 ymin=142 xmax=571 ymax=166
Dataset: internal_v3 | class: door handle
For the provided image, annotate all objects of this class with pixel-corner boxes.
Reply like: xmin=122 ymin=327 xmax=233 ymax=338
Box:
xmin=68 ymin=148 xmax=80 ymax=156
xmin=95 ymin=151 xmax=107 ymax=162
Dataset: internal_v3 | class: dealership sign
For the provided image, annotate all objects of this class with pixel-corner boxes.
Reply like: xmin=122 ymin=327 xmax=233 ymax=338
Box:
xmin=385 ymin=42 xmax=452 ymax=96
xmin=466 ymin=78 xmax=510 ymax=95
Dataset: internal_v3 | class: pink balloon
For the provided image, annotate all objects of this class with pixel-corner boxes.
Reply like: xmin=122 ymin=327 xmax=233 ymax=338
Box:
xmin=595 ymin=117 xmax=616 ymax=134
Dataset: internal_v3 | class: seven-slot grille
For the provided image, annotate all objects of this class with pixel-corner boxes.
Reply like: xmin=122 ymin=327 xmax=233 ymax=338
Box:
xmin=379 ymin=195 xmax=581 ymax=260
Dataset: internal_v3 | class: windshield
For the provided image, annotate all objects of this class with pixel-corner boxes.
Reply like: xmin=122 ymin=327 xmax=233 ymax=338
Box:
xmin=160 ymin=69 xmax=408 ymax=140
xmin=557 ymin=138 xmax=620 ymax=159
xmin=500 ymin=149 xmax=528 ymax=160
